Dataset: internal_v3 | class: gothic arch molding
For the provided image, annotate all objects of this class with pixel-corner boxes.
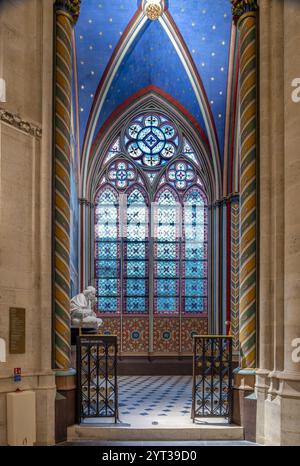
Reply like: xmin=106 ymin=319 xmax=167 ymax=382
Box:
xmin=80 ymin=7 xmax=222 ymax=194
xmin=81 ymin=87 xmax=221 ymax=204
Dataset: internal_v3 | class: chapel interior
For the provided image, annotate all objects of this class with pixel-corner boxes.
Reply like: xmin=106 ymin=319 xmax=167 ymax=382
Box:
xmin=0 ymin=0 xmax=300 ymax=447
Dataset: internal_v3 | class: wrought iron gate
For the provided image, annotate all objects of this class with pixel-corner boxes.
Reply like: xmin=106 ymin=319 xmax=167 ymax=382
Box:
xmin=191 ymin=336 xmax=233 ymax=422
xmin=76 ymin=335 xmax=118 ymax=423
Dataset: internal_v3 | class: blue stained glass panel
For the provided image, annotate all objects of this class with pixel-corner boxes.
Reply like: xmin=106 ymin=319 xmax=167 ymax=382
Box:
xmin=95 ymin=191 xmax=118 ymax=240
xmin=96 ymin=260 xmax=120 ymax=278
xmin=154 ymin=188 xmax=180 ymax=314
xmin=184 ymin=279 xmax=207 ymax=296
xmin=97 ymin=297 xmax=118 ymax=313
xmin=183 ymin=188 xmax=208 ymax=316
xmin=156 ymin=279 xmax=177 ymax=296
xmin=125 ymin=188 xmax=148 ymax=314
xmin=126 ymin=261 xmax=146 ymax=277
xmin=185 ymin=243 xmax=208 ymax=260
xmin=95 ymin=225 xmax=118 ymax=240
xmin=127 ymin=223 xmax=147 ymax=240
xmin=95 ymin=188 xmax=120 ymax=315
xmin=156 ymin=297 xmax=177 ymax=313
xmin=185 ymin=261 xmax=207 ymax=279
xmin=95 ymin=242 xmax=118 ymax=260
xmin=125 ymin=242 xmax=147 ymax=259
xmin=156 ymin=261 xmax=178 ymax=278
xmin=185 ymin=224 xmax=207 ymax=242
xmin=126 ymin=279 xmax=146 ymax=296
xmin=185 ymin=297 xmax=207 ymax=313
xmin=156 ymin=242 xmax=177 ymax=259
xmin=125 ymin=297 xmax=146 ymax=313
xmin=97 ymin=279 xmax=119 ymax=297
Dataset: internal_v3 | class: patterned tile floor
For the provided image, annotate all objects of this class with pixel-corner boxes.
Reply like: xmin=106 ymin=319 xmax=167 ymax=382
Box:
xmin=118 ymin=376 xmax=193 ymax=419
xmin=82 ymin=375 xmax=229 ymax=428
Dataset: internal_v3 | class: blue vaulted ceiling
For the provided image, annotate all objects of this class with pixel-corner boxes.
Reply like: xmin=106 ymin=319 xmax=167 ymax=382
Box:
xmin=75 ymin=0 xmax=137 ymax=144
xmin=93 ymin=19 xmax=207 ymax=142
xmin=75 ymin=0 xmax=233 ymax=159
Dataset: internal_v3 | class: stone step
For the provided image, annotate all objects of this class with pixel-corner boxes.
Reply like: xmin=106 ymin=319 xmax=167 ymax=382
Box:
xmin=68 ymin=423 xmax=244 ymax=442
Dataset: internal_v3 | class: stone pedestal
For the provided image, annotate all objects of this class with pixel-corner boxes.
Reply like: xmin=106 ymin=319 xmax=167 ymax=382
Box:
xmin=233 ymin=369 xmax=257 ymax=442
xmin=263 ymin=372 xmax=300 ymax=445
xmin=55 ymin=369 xmax=76 ymax=444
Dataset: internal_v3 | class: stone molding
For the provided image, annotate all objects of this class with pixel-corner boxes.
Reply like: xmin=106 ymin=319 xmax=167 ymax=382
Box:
xmin=0 ymin=108 xmax=42 ymax=139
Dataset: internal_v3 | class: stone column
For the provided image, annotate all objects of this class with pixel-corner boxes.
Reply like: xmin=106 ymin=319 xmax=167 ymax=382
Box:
xmin=53 ymin=0 xmax=80 ymax=370
xmin=232 ymin=0 xmax=258 ymax=370
xmin=274 ymin=0 xmax=300 ymax=445
xmin=231 ymin=1 xmax=258 ymax=441
xmin=256 ymin=0 xmax=284 ymax=445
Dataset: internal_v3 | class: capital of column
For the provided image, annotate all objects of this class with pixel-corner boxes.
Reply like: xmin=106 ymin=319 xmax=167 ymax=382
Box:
xmin=209 ymin=194 xmax=240 ymax=210
xmin=79 ymin=198 xmax=94 ymax=208
xmin=55 ymin=0 xmax=81 ymax=24
xmin=231 ymin=0 xmax=258 ymax=23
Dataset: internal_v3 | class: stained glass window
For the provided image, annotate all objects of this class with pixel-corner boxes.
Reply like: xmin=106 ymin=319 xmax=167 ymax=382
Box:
xmin=95 ymin=188 xmax=121 ymax=314
xmin=107 ymin=160 xmax=136 ymax=190
xmin=182 ymin=138 xmax=199 ymax=165
xmin=124 ymin=188 xmax=149 ymax=314
xmin=154 ymin=188 xmax=180 ymax=314
xmin=183 ymin=188 xmax=208 ymax=314
xmin=125 ymin=113 xmax=179 ymax=168
xmin=104 ymin=138 xmax=121 ymax=164
xmin=167 ymin=160 xmax=196 ymax=190
xmin=94 ymin=113 xmax=209 ymax=337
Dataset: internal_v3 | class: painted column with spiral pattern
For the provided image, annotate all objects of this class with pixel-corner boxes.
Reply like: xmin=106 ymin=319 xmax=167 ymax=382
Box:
xmin=54 ymin=1 xmax=80 ymax=369
xmin=232 ymin=0 xmax=258 ymax=369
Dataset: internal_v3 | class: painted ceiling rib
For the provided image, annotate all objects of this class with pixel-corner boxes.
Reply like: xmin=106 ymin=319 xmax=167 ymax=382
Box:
xmin=81 ymin=11 xmax=147 ymax=197
xmin=81 ymin=14 xmax=221 ymax=200
xmin=159 ymin=12 xmax=221 ymax=199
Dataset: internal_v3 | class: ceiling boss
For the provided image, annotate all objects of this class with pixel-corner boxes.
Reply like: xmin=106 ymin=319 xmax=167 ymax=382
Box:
xmin=143 ymin=0 xmax=164 ymax=21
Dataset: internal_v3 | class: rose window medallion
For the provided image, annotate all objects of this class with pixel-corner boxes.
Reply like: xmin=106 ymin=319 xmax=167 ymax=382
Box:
xmin=125 ymin=114 xmax=178 ymax=168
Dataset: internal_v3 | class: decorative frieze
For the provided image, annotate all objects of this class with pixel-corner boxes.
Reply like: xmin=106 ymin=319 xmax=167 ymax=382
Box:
xmin=0 ymin=108 xmax=42 ymax=138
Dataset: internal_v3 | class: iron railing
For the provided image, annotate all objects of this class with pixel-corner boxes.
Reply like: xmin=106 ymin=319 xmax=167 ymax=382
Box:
xmin=191 ymin=335 xmax=233 ymax=423
xmin=76 ymin=335 xmax=118 ymax=423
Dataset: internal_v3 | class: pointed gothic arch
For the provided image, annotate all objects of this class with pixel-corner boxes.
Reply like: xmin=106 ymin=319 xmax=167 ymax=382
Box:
xmin=80 ymin=7 xmax=222 ymax=195
xmin=81 ymin=87 xmax=220 ymax=202
xmin=79 ymin=90 xmax=225 ymax=353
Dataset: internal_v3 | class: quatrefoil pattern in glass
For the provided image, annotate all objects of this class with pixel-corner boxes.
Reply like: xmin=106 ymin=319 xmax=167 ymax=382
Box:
xmin=125 ymin=114 xmax=179 ymax=168
xmin=167 ymin=161 xmax=195 ymax=190
xmin=107 ymin=160 xmax=136 ymax=189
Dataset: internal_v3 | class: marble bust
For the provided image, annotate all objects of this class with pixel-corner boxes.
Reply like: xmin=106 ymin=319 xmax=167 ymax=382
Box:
xmin=70 ymin=286 xmax=103 ymax=330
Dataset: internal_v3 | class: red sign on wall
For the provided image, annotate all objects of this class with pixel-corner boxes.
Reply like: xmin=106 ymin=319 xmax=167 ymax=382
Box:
xmin=13 ymin=368 xmax=21 ymax=382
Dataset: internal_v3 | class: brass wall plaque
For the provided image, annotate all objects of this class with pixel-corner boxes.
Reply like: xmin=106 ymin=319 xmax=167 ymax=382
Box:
xmin=9 ymin=308 xmax=25 ymax=354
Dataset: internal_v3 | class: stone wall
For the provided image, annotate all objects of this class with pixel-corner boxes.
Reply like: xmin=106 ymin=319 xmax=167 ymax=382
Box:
xmin=257 ymin=0 xmax=300 ymax=446
xmin=0 ymin=0 xmax=55 ymax=445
